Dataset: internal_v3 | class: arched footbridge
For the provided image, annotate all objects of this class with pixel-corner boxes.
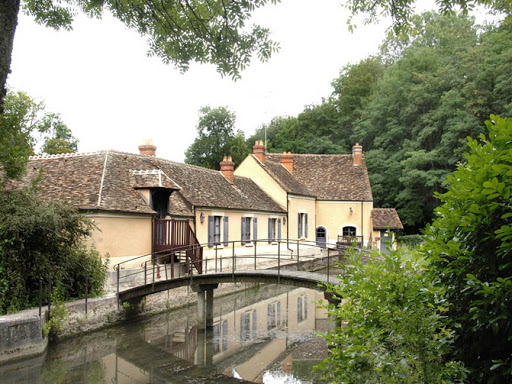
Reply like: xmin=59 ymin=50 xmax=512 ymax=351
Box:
xmin=114 ymin=239 xmax=349 ymax=327
xmin=119 ymin=269 xmax=339 ymax=303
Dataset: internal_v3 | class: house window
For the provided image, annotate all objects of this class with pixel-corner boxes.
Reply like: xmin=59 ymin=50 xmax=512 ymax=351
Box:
xmin=208 ymin=215 xmax=223 ymax=246
xmin=298 ymin=213 xmax=308 ymax=239
xmin=150 ymin=189 xmax=171 ymax=218
xmin=267 ymin=301 xmax=281 ymax=330
xmin=242 ymin=217 xmax=257 ymax=244
xmin=240 ymin=310 xmax=257 ymax=342
xmin=268 ymin=218 xmax=277 ymax=243
xmin=297 ymin=295 xmax=308 ymax=323
xmin=343 ymin=226 xmax=357 ymax=237
xmin=214 ymin=216 xmax=221 ymax=243
xmin=213 ymin=320 xmax=228 ymax=354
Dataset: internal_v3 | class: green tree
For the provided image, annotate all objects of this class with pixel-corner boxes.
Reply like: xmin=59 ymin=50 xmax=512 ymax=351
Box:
xmin=318 ymin=249 xmax=467 ymax=383
xmin=0 ymin=186 xmax=108 ymax=315
xmin=0 ymin=90 xmax=78 ymax=180
xmin=422 ymin=115 xmax=512 ymax=382
xmin=185 ymin=106 xmax=249 ymax=169
xmin=0 ymin=0 xmax=282 ymax=113
xmin=38 ymin=112 xmax=79 ymax=155
xmin=353 ymin=13 xmax=511 ymax=232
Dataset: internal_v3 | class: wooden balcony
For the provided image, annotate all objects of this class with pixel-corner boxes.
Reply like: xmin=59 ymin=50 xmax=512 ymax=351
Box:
xmin=337 ymin=235 xmax=363 ymax=249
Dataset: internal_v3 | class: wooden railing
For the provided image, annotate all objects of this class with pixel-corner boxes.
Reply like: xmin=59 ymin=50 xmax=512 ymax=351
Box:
xmin=337 ymin=235 xmax=363 ymax=248
xmin=154 ymin=219 xmax=203 ymax=274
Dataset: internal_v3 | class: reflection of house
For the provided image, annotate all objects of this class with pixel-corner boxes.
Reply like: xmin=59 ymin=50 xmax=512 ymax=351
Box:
xmin=19 ymin=139 xmax=402 ymax=268
xmin=236 ymin=141 xmax=403 ymax=248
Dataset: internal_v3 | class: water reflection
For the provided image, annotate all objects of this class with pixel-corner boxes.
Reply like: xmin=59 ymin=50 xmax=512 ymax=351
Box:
xmin=1 ymin=284 xmax=331 ymax=383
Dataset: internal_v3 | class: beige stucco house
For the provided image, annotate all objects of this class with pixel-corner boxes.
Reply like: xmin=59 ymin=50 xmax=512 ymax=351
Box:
xmin=19 ymin=140 xmax=402 ymax=270
xmin=236 ymin=141 xmax=403 ymax=249
xmin=22 ymin=143 xmax=286 ymax=268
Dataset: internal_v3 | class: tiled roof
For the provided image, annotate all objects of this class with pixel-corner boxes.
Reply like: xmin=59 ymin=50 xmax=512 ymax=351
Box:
xmin=21 ymin=151 xmax=284 ymax=215
xmin=264 ymin=153 xmax=373 ymax=201
xmin=372 ymin=208 xmax=404 ymax=230
xmin=169 ymin=191 xmax=194 ymax=217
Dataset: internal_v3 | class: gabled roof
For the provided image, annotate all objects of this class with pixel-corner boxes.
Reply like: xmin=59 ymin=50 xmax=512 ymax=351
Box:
xmin=21 ymin=151 xmax=284 ymax=215
xmin=263 ymin=153 xmax=373 ymax=201
xmin=372 ymin=208 xmax=404 ymax=230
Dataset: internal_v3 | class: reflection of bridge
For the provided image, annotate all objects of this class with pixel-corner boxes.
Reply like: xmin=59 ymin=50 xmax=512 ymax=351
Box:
xmin=115 ymin=240 xmax=344 ymax=329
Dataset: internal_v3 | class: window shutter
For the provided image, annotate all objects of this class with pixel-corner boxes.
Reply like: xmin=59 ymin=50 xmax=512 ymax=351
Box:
xmin=277 ymin=219 xmax=281 ymax=241
xmin=268 ymin=218 xmax=272 ymax=243
xmin=223 ymin=216 xmax=229 ymax=246
xmin=298 ymin=213 xmax=302 ymax=238
xmin=208 ymin=216 xmax=214 ymax=246
xmin=241 ymin=217 xmax=246 ymax=245
xmin=253 ymin=217 xmax=258 ymax=242
xmin=305 ymin=214 xmax=308 ymax=238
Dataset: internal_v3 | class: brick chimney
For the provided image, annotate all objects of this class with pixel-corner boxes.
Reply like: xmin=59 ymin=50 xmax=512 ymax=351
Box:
xmin=220 ymin=156 xmax=235 ymax=183
xmin=352 ymin=143 xmax=363 ymax=166
xmin=253 ymin=140 xmax=265 ymax=164
xmin=139 ymin=139 xmax=157 ymax=156
xmin=281 ymin=152 xmax=293 ymax=174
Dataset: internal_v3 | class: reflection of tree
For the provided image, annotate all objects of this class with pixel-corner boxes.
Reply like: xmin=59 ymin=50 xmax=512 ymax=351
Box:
xmin=42 ymin=361 xmax=67 ymax=384
xmin=41 ymin=359 xmax=105 ymax=384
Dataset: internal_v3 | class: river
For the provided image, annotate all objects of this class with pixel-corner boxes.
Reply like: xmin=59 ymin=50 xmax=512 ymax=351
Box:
xmin=1 ymin=283 xmax=334 ymax=383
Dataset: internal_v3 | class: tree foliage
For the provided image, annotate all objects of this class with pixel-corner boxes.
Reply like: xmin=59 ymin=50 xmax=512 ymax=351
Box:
xmin=0 ymin=90 xmax=78 ymax=180
xmin=253 ymin=13 xmax=512 ymax=233
xmin=185 ymin=106 xmax=250 ymax=169
xmin=0 ymin=186 xmax=108 ymax=315
xmin=318 ymin=249 xmax=467 ymax=383
xmin=422 ymin=115 xmax=512 ymax=382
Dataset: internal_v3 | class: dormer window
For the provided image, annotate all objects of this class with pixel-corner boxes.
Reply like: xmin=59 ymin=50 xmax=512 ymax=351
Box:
xmin=150 ymin=189 xmax=171 ymax=218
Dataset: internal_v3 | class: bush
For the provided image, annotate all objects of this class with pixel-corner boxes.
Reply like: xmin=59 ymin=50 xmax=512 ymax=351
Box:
xmin=0 ymin=187 xmax=108 ymax=315
xmin=422 ymin=115 xmax=512 ymax=382
xmin=317 ymin=248 xmax=467 ymax=383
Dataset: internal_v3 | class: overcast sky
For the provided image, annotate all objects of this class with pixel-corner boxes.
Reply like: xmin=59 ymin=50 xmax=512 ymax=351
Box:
xmin=9 ymin=0 xmax=440 ymax=162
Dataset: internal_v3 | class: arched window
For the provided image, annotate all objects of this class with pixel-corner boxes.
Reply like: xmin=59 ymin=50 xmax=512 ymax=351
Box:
xmin=342 ymin=226 xmax=357 ymax=236
xmin=316 ymin=226 xmax=327 ymax=248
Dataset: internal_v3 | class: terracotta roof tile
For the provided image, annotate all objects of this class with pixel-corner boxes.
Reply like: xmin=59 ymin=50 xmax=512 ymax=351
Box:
xmin=21 ymin=151 xmax=284 ymax=215
xmin=265 ymin=153 xmax=373 ymax=201
xmin=372 ymin=208 xmax=404 ymax=230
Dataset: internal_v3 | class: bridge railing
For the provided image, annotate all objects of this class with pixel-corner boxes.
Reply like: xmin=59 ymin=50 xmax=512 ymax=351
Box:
xmin=113 ymin=238 xmax=347 ymax=304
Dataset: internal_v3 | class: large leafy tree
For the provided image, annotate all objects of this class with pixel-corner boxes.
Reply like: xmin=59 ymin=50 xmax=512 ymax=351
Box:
xmin=422 ymin=116 xmax=512 ymax=382
xmin=1 ymin=0 xmax=510 ymax=115
xmin=0 ymin=90 xmax=78 ymax=180
xmin=357 ymin=14 xmax=512 ymax=231
xmin=185 ymin=106 xmax=250 ymax=169
xmin=0 ymin=0 xmax=282 ymax=113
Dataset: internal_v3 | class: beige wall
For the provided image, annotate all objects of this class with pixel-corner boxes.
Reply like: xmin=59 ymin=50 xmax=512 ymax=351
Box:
xmin=235 ymin=155 xmax=288 ymax=209
xmin=194 ymin=208 xmax=287 ymax=253
xmin=287 ymin=195 xmax=316 ymax=242
xmin=84 ymin=212 xmax=153 ymax=267
xmin=316 ymin=201 xmax=373 ymax=247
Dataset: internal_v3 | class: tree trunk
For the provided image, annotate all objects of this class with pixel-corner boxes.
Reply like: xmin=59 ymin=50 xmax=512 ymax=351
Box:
xmin=0 ymin=0 xmax=20 ymax=114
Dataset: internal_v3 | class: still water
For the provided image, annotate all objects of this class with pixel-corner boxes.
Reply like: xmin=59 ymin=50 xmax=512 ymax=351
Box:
xmin=1 ymin=284 xmax=333 ymax=383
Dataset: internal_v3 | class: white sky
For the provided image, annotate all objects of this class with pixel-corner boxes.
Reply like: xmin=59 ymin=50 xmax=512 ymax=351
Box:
xmin=9 ymin=0 xmax=440 ymax=162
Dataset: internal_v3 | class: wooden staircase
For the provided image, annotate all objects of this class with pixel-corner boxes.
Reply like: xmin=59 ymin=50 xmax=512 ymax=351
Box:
xmin=153 ymin=219 xmax=203 ymax=274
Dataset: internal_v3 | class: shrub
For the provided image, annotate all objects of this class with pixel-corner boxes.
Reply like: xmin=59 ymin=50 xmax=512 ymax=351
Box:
xmin=317 ymin=248 xmax=467 ymax=383
xmin=422 ymin=115 xmax=512 ymax=382
xmin=0 ymin=187 xmax=108 ymax=314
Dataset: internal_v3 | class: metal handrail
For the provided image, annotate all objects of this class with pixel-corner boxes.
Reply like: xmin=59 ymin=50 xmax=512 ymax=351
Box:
xmin=114 ymin=238 xmax=344 ymax=306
